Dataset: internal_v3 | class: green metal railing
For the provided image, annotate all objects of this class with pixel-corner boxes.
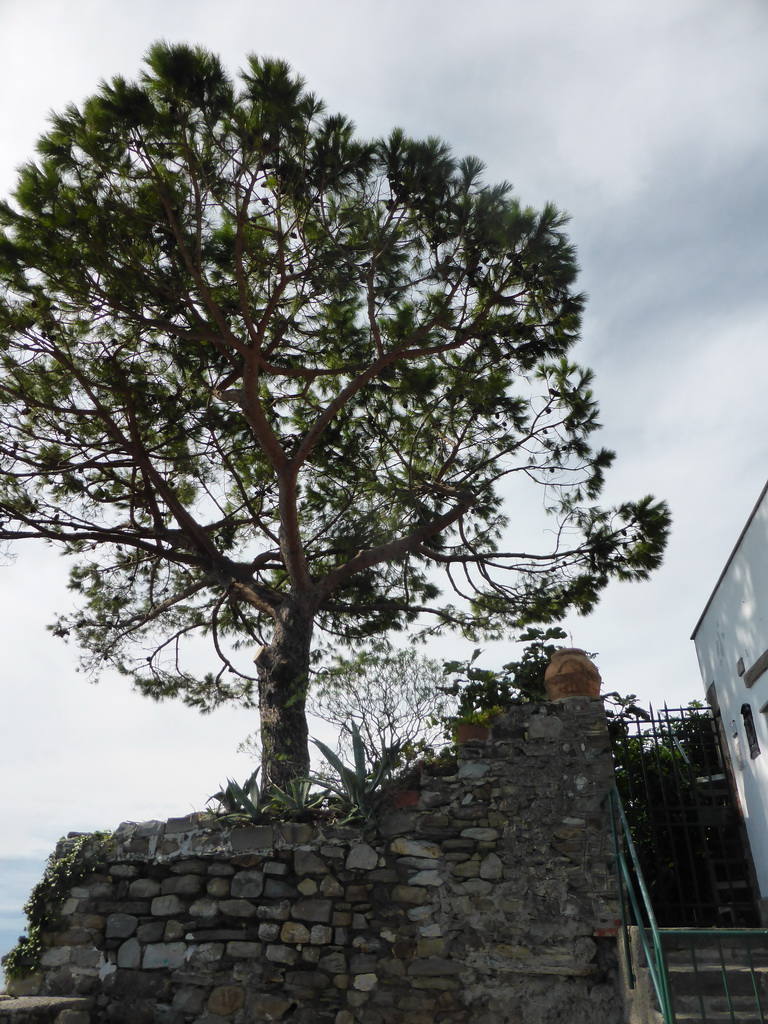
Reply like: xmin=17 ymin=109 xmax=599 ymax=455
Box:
xmin=609 ymin=785 xmax=676 ymax=1021
xmin=609 ymin=785 xmax=768 ymax=1024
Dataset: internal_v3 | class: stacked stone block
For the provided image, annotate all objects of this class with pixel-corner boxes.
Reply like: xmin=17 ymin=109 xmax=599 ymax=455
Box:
xmin=14 ymin=699 xmax=623 ymax=1023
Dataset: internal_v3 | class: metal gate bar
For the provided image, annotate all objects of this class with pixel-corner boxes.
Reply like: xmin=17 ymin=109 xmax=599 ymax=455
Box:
xmin=610 ymin=704 xmax=756 ymax=927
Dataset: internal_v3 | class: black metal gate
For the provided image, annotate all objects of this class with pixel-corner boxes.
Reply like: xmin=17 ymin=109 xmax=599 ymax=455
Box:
xmin=610 ymin=704 xmax=758 ymax=927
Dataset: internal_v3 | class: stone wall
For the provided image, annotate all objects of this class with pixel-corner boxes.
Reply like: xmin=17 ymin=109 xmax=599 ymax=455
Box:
xmin=10 ymin=699 xmax=623 ymax=1023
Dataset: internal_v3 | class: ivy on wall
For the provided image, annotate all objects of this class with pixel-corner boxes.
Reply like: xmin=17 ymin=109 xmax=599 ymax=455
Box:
xmin=3 ymin=832 xmax=113 ymax=979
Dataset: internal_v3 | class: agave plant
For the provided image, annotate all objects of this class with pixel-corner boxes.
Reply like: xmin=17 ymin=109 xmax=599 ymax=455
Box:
xmin=269 ymin=778 xmax=327 ymax=819
xmin=312 ymin=720 xmax=400 ymax=825
xmin=208 ymin=768 xmax=266 ymax=822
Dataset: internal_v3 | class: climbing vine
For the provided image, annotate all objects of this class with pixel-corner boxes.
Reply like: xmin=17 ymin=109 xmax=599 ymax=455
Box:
xmin=3 ymin=832 xmax=113 ymax=979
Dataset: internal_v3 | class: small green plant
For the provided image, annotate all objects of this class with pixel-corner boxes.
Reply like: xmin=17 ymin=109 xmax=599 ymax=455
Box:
xmin=210 ymin=717 xmax=417 ymax=828
xmin=312 ymin=720 xmax=399 ymax=825
xmin=2 ymin=832 xmax=112 ymax=980
xmin=456 ymin=705 xmax=506 ymax=729
xmin=603 ymin=691 xmax=652 ymax=733
xmin=418 ymin=745 xmax=459 ymax=777
xmin=269 ymin=778 xmax=326 ymax=819
xmin=208 ymin=769 xmax=267 ymax=823
xmin=209 ymin=768 xmax=329 ymax=823
xmin=441 ymin=626 xmax=568 ymax=738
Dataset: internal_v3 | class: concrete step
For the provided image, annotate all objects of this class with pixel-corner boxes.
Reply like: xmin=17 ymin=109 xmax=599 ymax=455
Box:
xmin=675 ymin=1014 xmax=766 ymax=1023
xmin=674 ymin=988 xmax=768 ymax=1010
xmin=0 ymin=995 xmax=93 ymax=1024
xmin=665 ymin=954 xmax=768 ymax=972
xmin=668 ymin=965 xmax=768 ymax=994
xmin=666 ymin=950 xmax=768 ymax=970
xmin=625 ymin=928 xmax=768 ymax=1023
xmin=663 ymin=936 xmax=768 ymax=1022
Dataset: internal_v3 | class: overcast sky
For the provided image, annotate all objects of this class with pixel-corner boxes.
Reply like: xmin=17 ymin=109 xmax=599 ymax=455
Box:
xmin=1 ymin=0 xmax=767 ymax=964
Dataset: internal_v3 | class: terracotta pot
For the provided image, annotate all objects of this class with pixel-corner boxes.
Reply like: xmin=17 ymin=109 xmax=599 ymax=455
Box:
xmin=544 ymin=648 xmax=602 ymax=701
xmin=455 ymin=723 xmax=490 ymax=743
xmin=391 ymin=790 xmax=420 ymax=808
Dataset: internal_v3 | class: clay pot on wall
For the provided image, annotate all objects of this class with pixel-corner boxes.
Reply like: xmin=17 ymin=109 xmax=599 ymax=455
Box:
xmin=391 ymin=790 xmax=420 ymax=808
xmin=544 ymin=648 xmax=602 ymax=701
xmin=455 ymin=723 xmax=490 ymax=743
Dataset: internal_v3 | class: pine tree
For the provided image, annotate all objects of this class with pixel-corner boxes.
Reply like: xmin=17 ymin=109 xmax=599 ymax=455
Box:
xmin=0 ymin=44 xmax=669 ymax=787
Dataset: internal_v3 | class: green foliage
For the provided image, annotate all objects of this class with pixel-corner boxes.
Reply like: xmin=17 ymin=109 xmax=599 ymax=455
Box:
xmin=602 ymin=690 xmax=651 ymax=730
xmin=441 ymin=628 xmax=652 ymax=741
xmin=208 ymin=769 xmax=267 ymax=822
xmin=441 ymin=626 xmax=567 ymax=734
xmin=211 ymin=718 xmax=399 ymax=826
xmin=311 ymin=721 xmax=398 ymax=825
xmin=208 ymin=768 xmax=326 ymax=822
xmin=0 ymin=43 xmax=670 ymax=785
xmin=3 ymin=832 xmax=112 ymax=980
xmin=269 ymin=777 xmax=326 ymax=819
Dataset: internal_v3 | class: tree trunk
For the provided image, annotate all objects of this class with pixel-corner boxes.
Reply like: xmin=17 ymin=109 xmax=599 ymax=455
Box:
xmin=256 ymin=599 xmax=313 ymax=791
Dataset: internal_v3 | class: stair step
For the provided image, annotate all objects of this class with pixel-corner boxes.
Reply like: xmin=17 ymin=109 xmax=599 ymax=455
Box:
xmin=679 ymin=1011 xmax=768 ymax=1019
xmin=674 ymin=1006 xmax=768 ymax=1023
xmin=0 ymin=995 xmax=93 ymax=1023
xmin=626 ymin=928 xmax=768 ymax=1023
xmin=667 ymin=959 xmax=768 ymax=971
xmin=669 ymin=971 xmax=768 ymax=1002
xmin=671 ymin=962 xmax=768 ymax=978
xmin=675 ymin=993 xmax=768 ymax=1010
xmin=665 ymin=956 xmax=768 ymax=972
xmin=660 ymin=932 xmax=768 ymax=1022
xmin=664 ymin=941 xmax=768 ymax=955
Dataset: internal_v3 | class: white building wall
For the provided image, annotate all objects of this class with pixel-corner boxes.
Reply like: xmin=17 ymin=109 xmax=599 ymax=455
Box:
xmin=693 ymin=483 xmax=768 ymax=899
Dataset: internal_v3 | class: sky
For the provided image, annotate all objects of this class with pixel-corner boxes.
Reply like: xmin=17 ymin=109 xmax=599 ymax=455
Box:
xmin=1 ymin=0 xmax=767 ymax=966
